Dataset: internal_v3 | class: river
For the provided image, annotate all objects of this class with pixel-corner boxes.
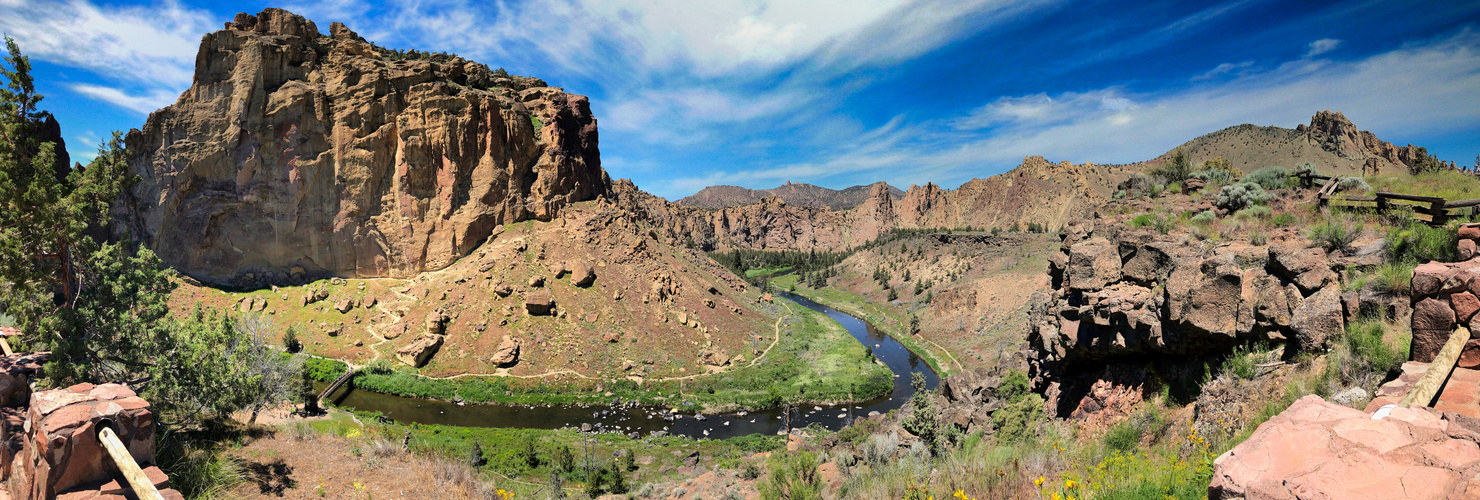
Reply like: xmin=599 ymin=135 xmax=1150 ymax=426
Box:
xmin=319 ymin=292 xmax=939 ymax=439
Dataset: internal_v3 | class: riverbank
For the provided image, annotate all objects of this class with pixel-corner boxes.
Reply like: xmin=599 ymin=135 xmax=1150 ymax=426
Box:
xmin=305 ymin=294 xmax=893 ymax=414
xmin=770 ymin=274 xmax=953 ymax=377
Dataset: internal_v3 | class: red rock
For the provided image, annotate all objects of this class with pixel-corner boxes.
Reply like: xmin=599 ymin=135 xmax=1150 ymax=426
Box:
xmin=1454 ymin=292 xmax=1480 ymax=324
xmin=1414 ymin=297 xmax=1457 ymax=331
xmin=1462 ymin=238 xmax=1478 ymax=261
xmin=1460 ymin=223 xmax=1480 ymax=241
xmin=1461 ymin=340 xmax=1480 ymax=369
xmin=1210 ymin=395 xmax=1479 ymax=499
xmin=1414 ymin=262 xmax=1456 ymax=296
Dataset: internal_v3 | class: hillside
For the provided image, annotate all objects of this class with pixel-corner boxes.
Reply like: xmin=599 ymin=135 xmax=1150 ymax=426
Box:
xmin=677 ymin=181 xmax=903 ymax=209
xmin=663 ymin=110 xmax=1439 ymax=253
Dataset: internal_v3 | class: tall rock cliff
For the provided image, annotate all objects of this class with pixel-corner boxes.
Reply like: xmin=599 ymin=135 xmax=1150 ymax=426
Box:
xmin=116 ymin=9 xmax=608 ymax=285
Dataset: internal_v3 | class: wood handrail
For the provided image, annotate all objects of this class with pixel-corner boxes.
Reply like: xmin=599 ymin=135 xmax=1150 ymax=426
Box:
xmin=98 ymin=427 xmax=165 ymax=500
xmin=1376 ymin=191 xmax=1445 ymax=204
xmin=1400 ymin=326 xmax=1470 ymax=408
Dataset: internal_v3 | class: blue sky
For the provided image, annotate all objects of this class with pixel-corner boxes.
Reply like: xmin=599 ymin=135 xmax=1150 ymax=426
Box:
xmin=2 ymin=0 xmax=1478 ymax=200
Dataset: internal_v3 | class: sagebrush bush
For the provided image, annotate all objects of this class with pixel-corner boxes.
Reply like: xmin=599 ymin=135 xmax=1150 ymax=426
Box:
xmin=1271 ymin=212 xmax=1297 ymax=227
xmin=1215 ymin=182 xmax=1274 ymax=211
xmin=1192 ymin=167 xmax=1238 ymax=186
xmin=1244 ymin=166 xmax=1289 ymax=191
xmin=1334 ymin=176 xmax=1371 ymax=193
xmin=1191 ymin=210 xmax=1216 ymax=225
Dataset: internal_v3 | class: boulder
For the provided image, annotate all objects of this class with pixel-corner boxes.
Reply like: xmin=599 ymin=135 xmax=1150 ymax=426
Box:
xmin=1209 ymin=395 xmax=1480 ymax=499
xmin=489 ymin=335 xmax=520 ymax=367
xmin=424 ymin=310 xmax=450 ymax=335
xmin=1268 ymin=244 xmax=1336 ymax=293
xmin=698 ymin=349 xmax=730 ymax=367
xmin=602 ymin=332 xmax=620 ymax=343
xmin=527 ymin=276 xmax=545 ymax=288
xmin=1454 ymin=292 xmax=1480 ymax=324
xmin=1413 ymin=262 xmax=1459 ymax=296
xmin=525 ymin=290 xmax=554 ymax=316
xmin=1290 ymin=287 xmax=1344 ymax=352
xmin=569 ymin=260 xmax=596 ymax=287
xmin=1120 ymin=240 xmax=1182 ymax=284
xmin=395 ymin=335 xmax=444 ymax=367
xmin=1065 ymin=237 xmax=1121 ymax=291
xmin=333 ymin=299 xmax=354 ymax=314
xmin=491 ymin=283 xmax=513 ymax=298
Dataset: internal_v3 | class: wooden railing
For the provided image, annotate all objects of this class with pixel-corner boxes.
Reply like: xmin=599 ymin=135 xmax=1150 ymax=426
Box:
xmin=1296 ymin=171 xmax=1479 ymax=226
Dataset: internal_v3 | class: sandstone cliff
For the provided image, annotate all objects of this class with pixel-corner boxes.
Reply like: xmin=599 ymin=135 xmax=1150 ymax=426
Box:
xmin=115 ymin=9 xmax=608 ymax=285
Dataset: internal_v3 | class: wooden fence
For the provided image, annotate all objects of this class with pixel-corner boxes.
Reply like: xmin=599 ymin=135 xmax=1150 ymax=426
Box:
xmin=1297 ymin=171 xmax=1480 ymax=226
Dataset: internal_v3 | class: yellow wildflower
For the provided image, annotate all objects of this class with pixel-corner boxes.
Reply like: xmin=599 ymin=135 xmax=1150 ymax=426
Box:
xmin=1035 ymin=476 xmax=1045 ymax=487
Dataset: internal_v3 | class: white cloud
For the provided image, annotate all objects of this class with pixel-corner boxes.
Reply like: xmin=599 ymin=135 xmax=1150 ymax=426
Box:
xmin=1306 ymin=38 xmax=1342 ymax=57
xmin=657 ymin=30 xmax=1480 ymax=198
xmin=68 ymin=84 xmax=178 ymax=114
xmin=0 ymin=0 xmax=211 ymax=113
xmin=1193 ymin=61 xmax=1256 ymax=81
xmin=0 ymin=0 xmax=211 ymax=87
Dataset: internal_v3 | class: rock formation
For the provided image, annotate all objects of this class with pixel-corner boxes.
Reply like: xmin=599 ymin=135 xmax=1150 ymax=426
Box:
xmin=1209 ymin=395 xmax=1480 ymax=499
xmin=677 ymin=181 xmax=902 ymax=210
xmin=1299 ymin=110 xmax=1435 ymax=174
xmin=115 ymin=8 xmax=608 ymax=285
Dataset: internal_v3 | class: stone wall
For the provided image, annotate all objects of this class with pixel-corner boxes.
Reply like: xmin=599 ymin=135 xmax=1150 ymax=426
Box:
xmin=1408 ymin=223 xmax=1480 ymax=365
xmin=3 ymin=383 xmax=183 ymax=500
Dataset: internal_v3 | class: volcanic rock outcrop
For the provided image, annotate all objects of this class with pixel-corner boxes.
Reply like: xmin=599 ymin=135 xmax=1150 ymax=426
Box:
xmin=115 ymin=9 xmax=608 ymax=285
xmin=1024 ymin=215 xmax=1376 ymax=416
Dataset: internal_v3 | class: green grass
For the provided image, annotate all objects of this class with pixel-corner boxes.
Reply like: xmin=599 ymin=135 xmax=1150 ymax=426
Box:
xmin=771 ymin=274 xmax=949 ymax=376
xmin=320 ymin=296 xmax=891 ymax=413
xmin=1366 ymin=169 xmax=1480 ymax=201
xmin=1386 ymin=220 xmax=1458 ymax=263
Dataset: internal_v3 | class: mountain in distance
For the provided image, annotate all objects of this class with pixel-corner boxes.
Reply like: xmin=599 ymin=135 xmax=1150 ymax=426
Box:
xmin=677 ymin=181 xmax=904 ymax=210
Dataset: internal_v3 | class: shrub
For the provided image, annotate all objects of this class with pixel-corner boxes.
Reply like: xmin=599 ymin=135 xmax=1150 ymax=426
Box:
xmin=1191 ymin=210 xmax=1216 ymax=225
xmin=759 ymin=452 xmax=821 ymax=500
xmin=1129 ymin=214 xmax=1157 ymax=228
xmin=1215 ymin=182 xmax=1274 ymax=211
xmin=1249 ymin=227 xmax=1268 ymax=246
xmin=1104 ymin=420 xmax=1143 ymax=452
xmin=1369 ymin=262 xmax=1414 ymax=296
xmin=364 ymin=358 xmax=394 ymax=375
xmin=1385 ymin=222 xmax=1458 ymax=263
xmin=901 ymin=373 xmax=939 ymax=453
xmin=1150 ymin=149 xmax=1194 ymax=184
xmin=992 ymin=393 xmax=1045 ymax=443
xmin=1235 ymin=206 xmax=1273 ymax=220
xmin=282 ymin=325 xmax=301 ymax=353
xmin=1308 ymin=219 xmax=1358 ymax=251
xmin=1344 ymin=319 xmax=1406 ymax=375
xmin=1244 ymin=166 xmax=1289 ymax=191
xmin=1272 ymin=212 xmax=1297 ymax=227
xmin=1192 ymin=167 xmax=1238 ymax=186
xmin=1334 ymin=176 xmax=1371 ymax=193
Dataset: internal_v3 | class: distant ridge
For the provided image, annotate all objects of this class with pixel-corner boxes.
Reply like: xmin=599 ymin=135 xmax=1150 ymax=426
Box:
xmin=677 ymin=181 xmax=904 ymax=209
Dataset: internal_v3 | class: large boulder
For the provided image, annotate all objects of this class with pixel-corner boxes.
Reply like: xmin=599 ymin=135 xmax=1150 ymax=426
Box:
xmin=1065 ymin=237 xmax=1121 ymax=291
xmin=525 ymin=290 xmax=554 ymax=316
xmin=113 ymin=8 xmax=610 ymax=286
xmin=1268 ymin=244 xmax=1336 ymax=294
xmin=569 ymin=260 xmax=596 ymax=287
xmin=396 ymin=335 xmax=444 ymax=367
xmin=1290 ymin=287 xmax=1344 ymax=352
xmin=1209 ymin=395 xmax=1480 ymax=499
xmin=489 ymin=335 xmax=520 ymax=367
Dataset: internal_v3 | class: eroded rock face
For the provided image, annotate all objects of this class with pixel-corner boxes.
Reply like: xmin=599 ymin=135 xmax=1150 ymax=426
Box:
xmin=489 ymin=335 xmax=520 ymax=367
xmin=1028 ymin=221 xmax=1348 ymax=416
xmin=115 ymin=9 xmax=609 ymax=285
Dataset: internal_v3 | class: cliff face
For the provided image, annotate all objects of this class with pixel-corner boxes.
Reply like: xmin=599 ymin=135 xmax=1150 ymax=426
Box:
xmin=677 ymin=181 xmax=903 ymax=210
xmin=116 ymin=9 xmax=608 ymax=285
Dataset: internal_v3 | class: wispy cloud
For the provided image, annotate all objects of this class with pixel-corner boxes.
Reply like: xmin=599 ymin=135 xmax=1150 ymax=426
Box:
xmin=0 ymin=0 xmax=211 ymax=112
xmin=656 ymin=30 xmax=1480 ymax=198
xmin=1305 ymin=38 xmax=1342 ymax=57
xmin=1193 ymin=61 xmax=1256 ymax=81
xmin=68 ymin=84 xmax=178 ymax=115
xmin=1084 ymin=0 xmax=1262 ymax=65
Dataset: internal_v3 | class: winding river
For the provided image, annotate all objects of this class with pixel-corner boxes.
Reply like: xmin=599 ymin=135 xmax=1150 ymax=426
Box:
xmin=320 ymin=292 xmax=939 ymax=439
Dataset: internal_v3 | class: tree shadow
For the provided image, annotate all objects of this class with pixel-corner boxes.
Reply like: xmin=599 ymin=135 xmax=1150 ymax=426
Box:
xmin=241 ymin=458 xmax=296 ymax=496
